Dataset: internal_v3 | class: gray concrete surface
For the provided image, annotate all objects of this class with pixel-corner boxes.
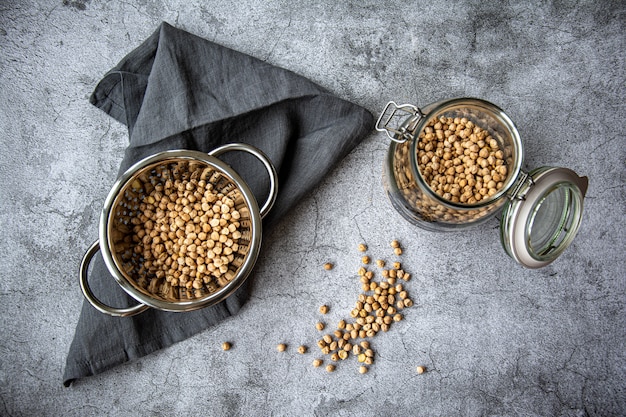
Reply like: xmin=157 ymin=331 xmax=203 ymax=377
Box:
xmin=1 ymin=0 xmax=624 ymax=416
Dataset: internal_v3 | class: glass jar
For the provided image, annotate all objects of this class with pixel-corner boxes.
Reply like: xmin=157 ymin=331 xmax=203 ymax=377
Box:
xmin=376 ymin=98 xmax=588 ymax=268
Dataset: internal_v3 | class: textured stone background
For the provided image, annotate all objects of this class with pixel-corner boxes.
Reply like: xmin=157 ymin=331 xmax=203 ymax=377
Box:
xmin=1 ymin=0 xmax=624 ymax=416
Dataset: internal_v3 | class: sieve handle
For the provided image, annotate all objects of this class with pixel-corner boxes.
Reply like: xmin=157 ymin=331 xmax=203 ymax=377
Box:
xmin=209 ymin=143 xmax=278 ymax=219
xmin=79 ymin=240 xmax=150 ymax=317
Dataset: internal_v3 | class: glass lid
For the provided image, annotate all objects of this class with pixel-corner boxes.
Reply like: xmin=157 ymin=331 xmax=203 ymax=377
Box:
xmin=500 ymin=167 xmax=588 ymax=268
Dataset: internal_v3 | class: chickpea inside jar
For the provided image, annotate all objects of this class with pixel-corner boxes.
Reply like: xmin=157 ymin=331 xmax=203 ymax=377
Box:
xmin=376 ymin=98 xmax=588 ymax=268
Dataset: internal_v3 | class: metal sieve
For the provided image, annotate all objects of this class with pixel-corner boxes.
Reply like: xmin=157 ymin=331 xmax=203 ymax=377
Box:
xmin=80 ymin=143 xmax=278 ymax=316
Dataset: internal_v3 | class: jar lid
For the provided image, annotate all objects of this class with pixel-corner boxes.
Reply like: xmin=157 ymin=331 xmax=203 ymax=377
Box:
xmin=500 ymin=167 xmax=588 ymax=268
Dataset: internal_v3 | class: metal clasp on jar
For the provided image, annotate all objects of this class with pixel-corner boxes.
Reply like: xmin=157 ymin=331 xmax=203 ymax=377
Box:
xmin=507 ymin=170 xmax=534 ymax=201
xmin=376 ymin=101 xmax=425 ymax=143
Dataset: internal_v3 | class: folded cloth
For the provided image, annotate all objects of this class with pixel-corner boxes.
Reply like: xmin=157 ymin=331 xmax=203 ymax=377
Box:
xmin=63 ymin=22 xmax=374 ymax=386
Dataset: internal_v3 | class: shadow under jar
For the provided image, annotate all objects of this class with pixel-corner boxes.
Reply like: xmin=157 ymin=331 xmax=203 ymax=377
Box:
xmin=377 ymin=98 xmax=588 ymax=269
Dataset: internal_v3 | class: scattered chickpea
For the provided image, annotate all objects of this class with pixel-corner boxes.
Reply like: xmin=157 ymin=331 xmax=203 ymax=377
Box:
xmin=416 ymin=366 xmax=426 ymax=374
xmin=221 ymin=342 xmax=231 ymax=351
xmin=298 ymin=345 xmax=308 ymax=354
xmin=277 ymin=343 xmax=287 ymax=352
xmin=313 ymin=359 xmax=323 ymax=368
xmin=358 ymin=243 xmax=367 ymax=252
xmin=323 ymin=262 xmax=333 ymax=270
xmin=307 ymin=240 xmax=416 ymax=373
xmin=394 ymin=247 xmax=403 ymax=256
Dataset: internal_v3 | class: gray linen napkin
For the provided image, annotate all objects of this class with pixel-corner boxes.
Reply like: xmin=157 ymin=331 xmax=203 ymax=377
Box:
xmin=63 ymin=22 xmax=374 ymax=386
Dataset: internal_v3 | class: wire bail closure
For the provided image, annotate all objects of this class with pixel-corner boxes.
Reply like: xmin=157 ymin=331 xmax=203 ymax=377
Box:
xmin=507 ymin=170 xmax=534 ymax=202
xmin=375 ymin=101 xmax=424 ymax=143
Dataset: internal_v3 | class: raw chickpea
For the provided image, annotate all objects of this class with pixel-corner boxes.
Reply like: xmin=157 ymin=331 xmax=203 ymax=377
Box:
xmin=298 ymin=345 xmax=307 ymax=354
xmin=313 ymin=359 xmax=323 ymax=368
xmin=306 ymin=241 xmax=417 ymax=374
xmin=358 ymin=243 xmax=367 ymax=252
xmin=326 ymin=364 xmax=336 ymax=373
xmin=415 ymin=116 xmax=507 ymax=205
xmin=221 ymin=342 xmax=231 ymax=351
xmin=323 ymin=262 xmax=333 ymax=270
xmin=277 ymin=343 xmax=287 ymax=352
xmin=416 ymin=366 xmax=426 ymax=374
xmin=114 ymin=162 xmax=247 ymax=300
xmin=359 ymin=366 xmax=368 ymax=374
